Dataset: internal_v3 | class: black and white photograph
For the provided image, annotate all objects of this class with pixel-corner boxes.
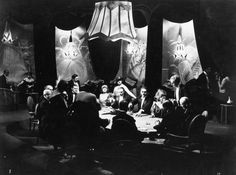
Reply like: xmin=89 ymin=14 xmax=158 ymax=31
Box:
xmin=0 ymin=0 xmax=236 ymax=174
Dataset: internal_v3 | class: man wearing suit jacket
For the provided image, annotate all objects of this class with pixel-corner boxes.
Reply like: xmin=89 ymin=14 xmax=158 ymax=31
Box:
xmin=129 ymin=86 xmax=153 ymax=115
xmin=0 ymin=69 xmax=9 ymax=89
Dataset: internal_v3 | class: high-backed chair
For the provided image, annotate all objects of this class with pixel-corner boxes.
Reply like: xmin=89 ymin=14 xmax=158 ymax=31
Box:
xmin=28 ymin=103 xmax=39 ymax=132
xmin=165 ymin=113 xmax=208 ymax=153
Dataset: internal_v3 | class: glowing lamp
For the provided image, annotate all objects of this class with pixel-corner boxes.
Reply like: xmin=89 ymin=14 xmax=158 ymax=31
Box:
xmin=87 ymin=1 xmax=137 ymax=42
xmin=1 ymin=21 xmax=14 ymax=44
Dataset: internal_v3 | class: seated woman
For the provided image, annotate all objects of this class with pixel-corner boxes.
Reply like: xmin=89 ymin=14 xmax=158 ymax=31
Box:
xmin=111 ymin=86 xmax=131 ymax=109
xmin=17 ymin=72 xmax=35 ymax=93
xmin=150 ymin=89 xmax=167 ymax=117
xmin=99 ymin=84 xmax=113 ymax=107
xmin=217 ymin=72 xmax=232 ymax=103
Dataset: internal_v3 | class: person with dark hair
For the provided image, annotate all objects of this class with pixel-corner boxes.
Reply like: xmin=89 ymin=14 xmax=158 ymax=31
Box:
xmin=17 ymin=72 xmax=35 ymax=93
xmin=217 ymin=72 xmax=232 ymax=103
xmin=153 ymin=100 xmax=185 ymax=136
xmin=67 ymin=85 xmax=80 ymax=107
xmin=0 ymin=69 xmax=10 ymax=88
xmin=169 ymin=74 xmax=183 ymax=103
xmin=46 ymin=80 xmax=68 ymax=151
xmin=68 ymin=91 xmax=109 ymax=146
xmin=113 ymin=76 xmax=136 ymax=100
xmin=68 ymin=74 xmax=80 ymax=94
xmin=65 ymin=90 xmax=113 ymax=174
xmin=197 ymin=67 xmax=211 ymax=92
xmin=129 ymin=86 xmax=153 ymax=116
xmin=111 ymin=100 xmax=140 ymax=141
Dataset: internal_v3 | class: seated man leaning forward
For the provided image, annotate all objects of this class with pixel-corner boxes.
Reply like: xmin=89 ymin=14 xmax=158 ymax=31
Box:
xmin=129 ymin=86 xmax=153 ymax=116
xmin=111 ymin=100 xmax=140 ymax=141
xmin=69 ymin=91 xmax=110 ymax=145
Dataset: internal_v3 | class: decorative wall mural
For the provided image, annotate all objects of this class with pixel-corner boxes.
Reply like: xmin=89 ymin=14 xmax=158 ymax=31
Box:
xmin=162 ymin=19 xmax=202 ymax=84
xmin=0 ymin=20 xmax=35 ymax=84
xmin=55 ymin=26 xmax=95 ymax=83
xmin=123 ymin=26 xmax=147 ymax=84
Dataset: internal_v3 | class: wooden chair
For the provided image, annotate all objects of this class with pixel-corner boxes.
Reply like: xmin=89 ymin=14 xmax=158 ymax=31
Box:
xmin=165 ymin=113 xmax=208 ymax=153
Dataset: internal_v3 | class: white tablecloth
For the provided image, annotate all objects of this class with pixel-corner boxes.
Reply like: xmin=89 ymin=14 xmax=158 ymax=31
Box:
xmin=99 ymin=107 xmax=162 ymax=133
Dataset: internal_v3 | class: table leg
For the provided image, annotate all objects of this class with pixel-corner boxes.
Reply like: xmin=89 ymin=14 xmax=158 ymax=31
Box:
xmin=220 ymin=105 xmax=224 ymax=124
xmin=225 ymin=106 xmax=228 ymax=124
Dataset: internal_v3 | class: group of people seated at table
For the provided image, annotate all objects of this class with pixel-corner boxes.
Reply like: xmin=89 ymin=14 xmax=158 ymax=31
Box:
xmin=30 ymin=71 xmax=226 ymax=165
xmin=33 ymin=73 xmax=213 ymax=149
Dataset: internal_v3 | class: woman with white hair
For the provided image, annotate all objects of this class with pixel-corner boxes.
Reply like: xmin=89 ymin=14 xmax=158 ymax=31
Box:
xmin=99 ymin=84 xmax=113 ymax=107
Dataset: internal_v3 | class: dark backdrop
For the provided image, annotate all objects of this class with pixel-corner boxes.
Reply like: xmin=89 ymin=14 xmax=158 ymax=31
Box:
xmin=0 ymin=0 xmax=235 ymax=93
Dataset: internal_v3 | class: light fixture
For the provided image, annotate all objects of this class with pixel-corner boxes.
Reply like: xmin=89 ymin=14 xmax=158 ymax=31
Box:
xmin=1 ymin=21 xmax=14 ymax=44
xmin=87 ymin=1 xmax=137 ymax=42
xmin=174 ymin=25 xmax=187 ymax=59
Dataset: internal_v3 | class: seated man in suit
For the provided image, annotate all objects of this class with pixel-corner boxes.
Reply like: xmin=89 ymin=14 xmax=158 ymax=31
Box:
xmin=111 ymin=100 xmax=140 ymax=141
xmin=153 ymin=100 xmax=186 ymax=136
xmin=47 ymin=80 xmax=69 ymax=151
xmin=129 ymin=86 xmax=153 ymax=116
xmin=65 ymin=91 xmax=110 ymax=149
xmin=37 ymin=89 xmax=52 ymax=139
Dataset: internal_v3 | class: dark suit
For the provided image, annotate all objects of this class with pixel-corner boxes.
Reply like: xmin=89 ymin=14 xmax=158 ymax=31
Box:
xmin=68 ymin=80 xmax=80 ymax=91
xmin=0 ymin=74 xmax=8 ymax=88
xmin=111 ymin=111 xmax=139 ymax=140
xmin=131 ymin=96 xmax=153 ymax=114
xmin=69 ymin=92 xmax=109 ymax=143
xmin=46 ymin=93 xmax=68 ymax=148
xmin=154 ymin=107 xmax=186 ymax=136
xmin=197 ymin=72 xmax=209 ymax=91
xmin=37 ymin=97 xmax=50 ymax=138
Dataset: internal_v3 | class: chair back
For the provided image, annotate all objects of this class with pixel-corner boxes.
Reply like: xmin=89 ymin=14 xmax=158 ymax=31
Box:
xmin=27 ymin=95 xmax=35 ymax=112
xmin=34 ymin=103 xmax=39 ymax=118
xmin=188 ymin=114 xmax=207 ymax=142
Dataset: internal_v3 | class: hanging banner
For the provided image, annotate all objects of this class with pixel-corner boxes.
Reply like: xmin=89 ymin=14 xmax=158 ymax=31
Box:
xmin=0 ymin=20 xmax=35 ymax=84
xmin=122 ymin=26 xmax=147 ymax=85
xmin=162 ymin=19 xmax=202 ymax=84
xmin=55 ymin=26 xmax=95 ymax=84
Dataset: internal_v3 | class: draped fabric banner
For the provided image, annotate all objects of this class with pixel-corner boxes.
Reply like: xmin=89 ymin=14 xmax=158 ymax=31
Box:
xmin=121 ymin=26 xmax=147 ymax=85
xmin=55 ymin=26 xmax=95 ymax=84
xmin=0 ymin=20 xmax=35 ymax=84
xmin=162 ymin=19 xmax=202 ymax=84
